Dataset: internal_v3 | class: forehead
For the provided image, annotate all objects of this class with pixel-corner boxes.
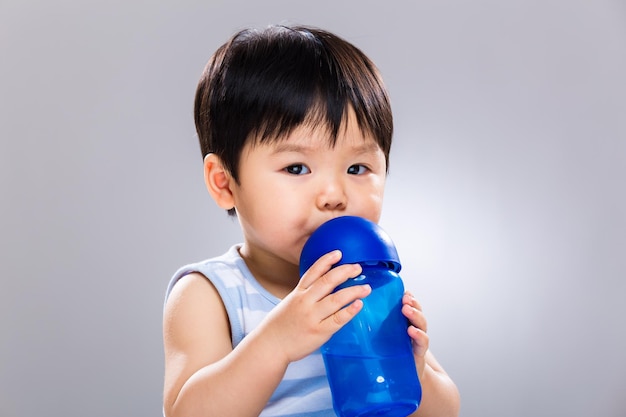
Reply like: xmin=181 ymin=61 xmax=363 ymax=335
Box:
xmin=252 ymin=106 xmax=382 ymax=152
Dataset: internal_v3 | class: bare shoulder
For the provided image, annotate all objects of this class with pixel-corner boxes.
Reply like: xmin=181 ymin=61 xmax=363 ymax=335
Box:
xmin=163 ymin=272 xmax=232 ymax=407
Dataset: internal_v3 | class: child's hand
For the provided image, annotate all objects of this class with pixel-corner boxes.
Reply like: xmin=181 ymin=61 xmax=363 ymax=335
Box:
xmin=261 ymin=250 xmax=371 ymax=364
xmin=402 ymin=291 xmax=429 ymax=381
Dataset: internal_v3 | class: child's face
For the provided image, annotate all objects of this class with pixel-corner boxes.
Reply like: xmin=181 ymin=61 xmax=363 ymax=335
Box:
xmin=231 ymin=109 xmax=387 ymax=268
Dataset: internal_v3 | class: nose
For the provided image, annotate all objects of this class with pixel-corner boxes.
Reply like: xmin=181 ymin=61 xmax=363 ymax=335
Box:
xmin=316 ymin=176 xmax=347 ymax=211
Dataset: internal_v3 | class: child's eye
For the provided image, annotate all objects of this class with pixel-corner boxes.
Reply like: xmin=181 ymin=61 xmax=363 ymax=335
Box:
xmin=284 ymin=164 xmax=311 ymax=175
xmin=347 ymin=164 xmax=368 ymax=175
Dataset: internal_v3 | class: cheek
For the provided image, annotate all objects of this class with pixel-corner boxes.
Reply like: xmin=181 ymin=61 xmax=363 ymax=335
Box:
xmin=351 ymin=188 xmax=385 ymax=222
xmin=239 ymin=185 xmax=301 ymax=228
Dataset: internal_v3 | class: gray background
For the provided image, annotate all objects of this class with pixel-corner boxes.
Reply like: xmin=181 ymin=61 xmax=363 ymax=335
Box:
xmin=1 ymin=1 xmax=625 ymax=416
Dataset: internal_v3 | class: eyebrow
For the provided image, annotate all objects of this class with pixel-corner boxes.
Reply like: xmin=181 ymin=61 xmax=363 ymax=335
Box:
xmin=270 ymin=143 xmax=313 ymax=154
xmin=270 ymin=141 xmax=381 ymax=155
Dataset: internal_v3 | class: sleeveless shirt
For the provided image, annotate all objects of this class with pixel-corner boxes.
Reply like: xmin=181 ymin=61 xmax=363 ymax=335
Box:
xmin=165 ymin=245 xmax=336 ymax=417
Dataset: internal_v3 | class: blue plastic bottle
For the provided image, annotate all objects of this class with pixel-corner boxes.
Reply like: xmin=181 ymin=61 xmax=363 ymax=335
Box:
xmin=299 ymin=216 xmax=422 ymax=417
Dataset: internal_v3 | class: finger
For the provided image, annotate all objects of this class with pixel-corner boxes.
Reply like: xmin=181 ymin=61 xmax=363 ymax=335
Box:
xmin=402 ymin=303 xmax=428 ymax=333
xmin=298 ymin=250 xmax=342 ymax=289
xmin=312 ymin=262 xmax=362 ymax=295
xmin=302 ymin=261 xmax=363 ymax=304
xmin=318 ymin=282 xmax=371 ymax=320
xmin=322 ymin=297 xmax=365 ymax=331
xmin=407 ymin=325 xmax=430 ymax=358
xmin=403 ymin=291 xmax=423 ymax=311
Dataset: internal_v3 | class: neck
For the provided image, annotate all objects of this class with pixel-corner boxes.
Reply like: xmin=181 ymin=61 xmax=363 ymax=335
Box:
xmin=238 ymin=244 xmax=300 ymax=299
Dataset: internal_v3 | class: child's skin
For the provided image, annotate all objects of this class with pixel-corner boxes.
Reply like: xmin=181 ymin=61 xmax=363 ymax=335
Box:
xmin=163 ymin=108 xmax=460 ymax=416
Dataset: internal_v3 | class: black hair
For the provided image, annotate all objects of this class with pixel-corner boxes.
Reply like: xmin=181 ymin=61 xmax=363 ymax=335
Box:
xmin=194 ymin=24 xmax=393 ymax=214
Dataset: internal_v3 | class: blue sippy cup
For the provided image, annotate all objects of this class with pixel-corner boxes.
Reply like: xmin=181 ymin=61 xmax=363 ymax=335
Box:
xmin=299 ymin=216 xmax=421 ymax=417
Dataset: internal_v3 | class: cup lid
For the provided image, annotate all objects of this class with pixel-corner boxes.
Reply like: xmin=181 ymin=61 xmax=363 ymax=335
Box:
xmin=299 ymin=216 xmax=401 ymax=276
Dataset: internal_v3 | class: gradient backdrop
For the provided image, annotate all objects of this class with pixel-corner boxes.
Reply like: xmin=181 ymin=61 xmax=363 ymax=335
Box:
xmin=1 ymin=1 xmax=625 ymax=416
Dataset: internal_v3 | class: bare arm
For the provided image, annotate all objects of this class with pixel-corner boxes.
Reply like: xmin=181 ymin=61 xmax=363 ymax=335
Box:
xmin=403 ymin=293 xmax=461 ymax=417
xmin=163 ymin=250 xmax=372 ymax=417
xmin=410 ymin=351 xmax=461 ymax=417
xmin=163 ymin=272 xmax=288 ymax=417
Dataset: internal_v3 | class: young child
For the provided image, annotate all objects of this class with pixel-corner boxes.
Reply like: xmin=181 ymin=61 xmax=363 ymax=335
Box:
xmin=163 ymin=24 xmax=460 ymax=417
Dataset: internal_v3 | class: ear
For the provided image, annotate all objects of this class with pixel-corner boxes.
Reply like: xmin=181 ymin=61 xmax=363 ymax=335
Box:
xmin=203 ymin=153 xmax=235 ymax=210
